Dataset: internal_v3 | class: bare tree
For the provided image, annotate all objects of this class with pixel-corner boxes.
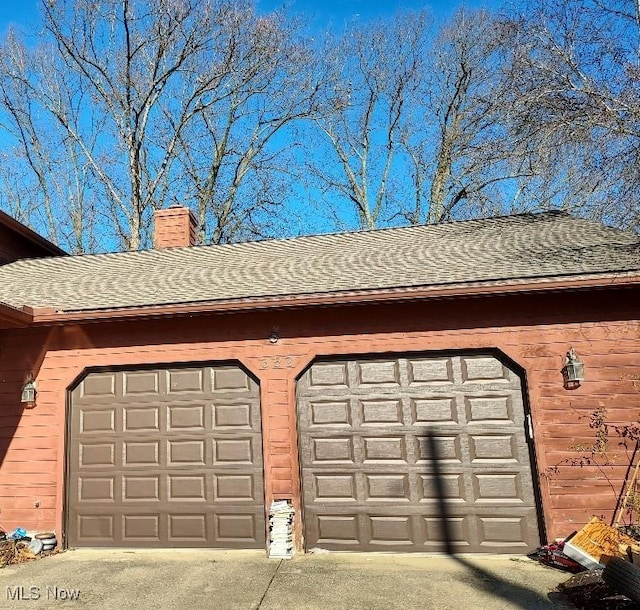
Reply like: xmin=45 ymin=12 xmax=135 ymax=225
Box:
xmin=305 ymin=12 xmax=429 ymax=230
xmin=397 ymin=8 xmax=562 ymax=226
xmin=0 ymin=0 xmax=319 ymax=251
xmin=0 ymin=32 xmax=101 ymax=252
xmin=167 ymin=9 xmax=321 ymax=243
xmin=502 ymin=0 xmax=640 ymax=231
xmin=3 ymin=0 xmax=636 ymax=250
xmin=304 ymin=9 xmax=548 ymax=230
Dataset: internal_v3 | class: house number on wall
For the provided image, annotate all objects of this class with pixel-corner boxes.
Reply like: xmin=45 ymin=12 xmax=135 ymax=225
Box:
xmin=259 ymin=356 xmax=295 ymax=370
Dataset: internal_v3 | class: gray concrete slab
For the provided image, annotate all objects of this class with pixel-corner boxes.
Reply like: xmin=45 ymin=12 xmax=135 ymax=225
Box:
xmin=0 ymin=550 xmax=277 ymax=609
xmin=265 ymin=553 xmax=570 ymax=610
xmin=0 ymin=550 xmax=570 ymax=610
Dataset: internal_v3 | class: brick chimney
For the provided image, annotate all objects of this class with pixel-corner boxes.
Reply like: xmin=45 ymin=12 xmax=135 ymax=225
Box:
xmin=154 ymin=206 xmax=197 ymax=248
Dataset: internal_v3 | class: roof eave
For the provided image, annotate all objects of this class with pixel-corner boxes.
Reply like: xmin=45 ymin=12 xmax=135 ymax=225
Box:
xmin=27 ymin=270 xmax=640 ymax=326
xmin=0 ymin=210 xmax=67 ymax=257
xmin=0 ymin=302 xmax=34 ymax=328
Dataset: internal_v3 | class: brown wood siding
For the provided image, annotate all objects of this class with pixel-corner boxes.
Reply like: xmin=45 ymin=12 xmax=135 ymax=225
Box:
xmin=0 ymin=287 xmax=638 ymax=547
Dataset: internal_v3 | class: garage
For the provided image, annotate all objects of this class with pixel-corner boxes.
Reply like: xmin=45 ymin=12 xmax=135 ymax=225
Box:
xmin=0 ymin=210 xmax=637 ymax=552
xmin=297 ymin=353 xmax=541 ymax=553
xmin=67 ymin=364 xmax=265 ymax=548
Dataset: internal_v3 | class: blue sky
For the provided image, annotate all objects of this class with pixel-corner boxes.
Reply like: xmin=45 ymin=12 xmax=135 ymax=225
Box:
xmin=0 ymin=0 xmax=508 ymax=36
xmin=259 ymin=0 xmax=507 ymax=23
xmin=0 ymin=2 xmax=39 ymax=35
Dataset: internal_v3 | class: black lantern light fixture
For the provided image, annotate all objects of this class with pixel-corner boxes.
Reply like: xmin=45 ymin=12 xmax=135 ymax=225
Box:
xmin=21 ymin=374 xmax=37 ymax=408
xmin=562 ymin=348 xmax=585 ymax=390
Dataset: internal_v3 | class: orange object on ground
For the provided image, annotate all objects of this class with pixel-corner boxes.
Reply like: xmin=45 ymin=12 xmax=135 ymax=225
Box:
xmin=568 ymin=517 xmax=636 ymax=564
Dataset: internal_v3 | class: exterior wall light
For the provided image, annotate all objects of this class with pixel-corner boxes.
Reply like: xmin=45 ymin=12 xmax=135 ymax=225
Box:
xmin=562 ymin=348 xmax=585 ymax=390
xmin=269 ymin=327 xmax=280 ymax=344
xmin=21 ymin=375 xmax=37 ymax=408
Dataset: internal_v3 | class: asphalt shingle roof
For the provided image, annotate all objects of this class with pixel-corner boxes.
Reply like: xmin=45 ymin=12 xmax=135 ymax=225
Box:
xmin=0 ymin=211 xmax=637 ymax=313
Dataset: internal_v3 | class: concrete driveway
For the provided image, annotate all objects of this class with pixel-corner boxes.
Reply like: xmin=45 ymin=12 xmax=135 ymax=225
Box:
xmin=0 ymin=550 xmax=570 ymax=609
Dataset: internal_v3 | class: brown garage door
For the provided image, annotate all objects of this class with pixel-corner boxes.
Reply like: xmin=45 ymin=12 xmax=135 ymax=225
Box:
xmin=68 ymin=364 xmax=265 ymax=548
xmin=297 ymin=354 xmax=541 ymax=553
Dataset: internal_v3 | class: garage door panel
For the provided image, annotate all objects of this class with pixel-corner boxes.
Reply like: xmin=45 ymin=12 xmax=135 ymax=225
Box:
xmin=123 ymin=474 xmax=161 ymax=502
xmin=78 ymin=476 xmax=117 ymax=503
xmin=362 ymin=436 xmax=409 ymax=462
xmin=408 ymin=358 xmax=454 ymax=384
xmin=464 ymin=394 xmax=516 ymax=423
xmin=307 ymin=400 xmax=352 ymax=427
xmin=212 ymin=367 xmax=256 ymax=392
xmin=214 ymin=512 xmax=263 ymax=544
xmin=213 ymin=473 xmax=257 ymax=502
xmin=412 ymin=397 xmax=458 ymax=424
xmin=306 ymin=362 xmax=350 ymax=388
xmin=307 ymin=436 xmax=355 ymax=464
xmin=81 ymin=372 xmax=117 ymax=398
xmin=167 ymin=474 xmax=207 ymax=501
xmin=213 ymin=403 xmax=254 ymax=429
xmin=422 ymin=515 xmax=473 ymax=547
xmin=355 ymin=360 xmax=401 ymax=386
xmin=78 ymin=442 xmax=117 ymax=468
xmin=360 ymin=400 xmax=404 ymax=425
xmin=468 ymin=433 xmax=521 ymax=462
xmin=123 ymin=439 xmax=161 ymax=467
xmin=123 ymin=371 xmax=160 ymax=396
xmin=298 ymin=354 xmax=540 ymax=553
xmin=364 ymin=473 xmax=411 ymax=502
xmin=368 ymin=515 xmax=413 ymax=545
xmin=123 ymin=514 xmax=162 ymax=542
xmin=80 ymin=408 xmax=117 ymax=434
xmin=68 ymin=364 xmax=265 ymax=548
xmin=471 ymin=472 xmax=526 ymax=503
xmin=313 ymin=514 xmax=360 ymax=546
xmin=418 ymin=472 xmax=466 ymax=503
xmin=123 ymin=405 xmax=161 ymax=432
xmin=460 ymin=356 xmax=511 ymax=383
xmin=167 ymin=368 xmax=205 ymax=394
xmin=167 ymin=404 xmax=206 ymax=431
xmin=311 ymin=473 xmax=358 ymax=502
xmin=167 ymin=513 xmax=208 ymax=541
xmin=74 ymin=512 xmax=115 ymax=542
xmin=477 ymin=509 xmax=540 ymax=548
xmin=415 ymin=434 xmax=463 ymax=463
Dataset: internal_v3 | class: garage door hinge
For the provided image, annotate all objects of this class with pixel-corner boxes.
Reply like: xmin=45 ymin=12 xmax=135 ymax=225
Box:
xmin=526 ymin=414 xmax=534 ymax=439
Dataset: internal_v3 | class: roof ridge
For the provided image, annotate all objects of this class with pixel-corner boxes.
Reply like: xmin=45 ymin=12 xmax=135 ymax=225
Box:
xmin=4 ymin=210 xmax=576 ymax=266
